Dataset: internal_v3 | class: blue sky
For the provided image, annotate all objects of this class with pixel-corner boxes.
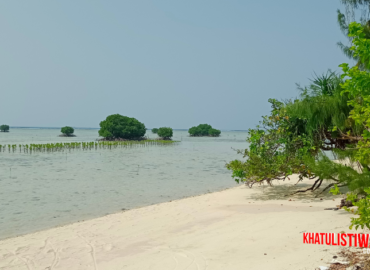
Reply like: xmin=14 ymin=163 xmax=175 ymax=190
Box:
xmin=0 ymin=1 xmax=353 ymax=129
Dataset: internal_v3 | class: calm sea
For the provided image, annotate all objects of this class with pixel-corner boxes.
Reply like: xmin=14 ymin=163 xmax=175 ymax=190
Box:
xmin=0 ymin=128 xmax=248 ymax=240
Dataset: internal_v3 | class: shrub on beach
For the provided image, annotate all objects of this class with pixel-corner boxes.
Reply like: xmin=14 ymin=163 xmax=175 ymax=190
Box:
xmin=0 ymin=125 xmax=9 ymax=132
xmin=98 ymin=114 xmax=146 ymax=140
xmin=152 ymin=128 xmax=159 ymax=134
xmin=226 ymin=23 xmax=370 ymax=230
xmin=61 ymin=126 xmax=74 ymax=136
xmin=157 ymin=127 xmax=173 ymax=139
xmin=188 ymin=124 xmax=221 ymax=137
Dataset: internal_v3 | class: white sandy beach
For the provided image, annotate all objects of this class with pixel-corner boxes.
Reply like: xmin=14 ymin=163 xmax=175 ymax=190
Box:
xmin=0 ymin=178 xmax=353 ymax=270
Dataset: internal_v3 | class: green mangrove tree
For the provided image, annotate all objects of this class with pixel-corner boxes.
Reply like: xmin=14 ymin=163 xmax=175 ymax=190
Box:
xmin=227 ymin=22 xmax=370 ymax=230
xmin=61 ymin=126 xmax=74 ymax=136
xmin=157 ymin=127 xmax=173 ymax=139
xmin=188 ymin=124 xmax=221 ymax=137
xmin=99 ymin=114 xmax=146 ymax=140
xmin=0 ymin=125 xmax=9 ymax=132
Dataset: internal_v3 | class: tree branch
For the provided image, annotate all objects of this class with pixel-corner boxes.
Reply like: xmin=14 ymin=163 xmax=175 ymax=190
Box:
xmin=285 ymin=178 xmax=322 ymax=196
xmin=315 ymin=183 xmax=347 ymax=197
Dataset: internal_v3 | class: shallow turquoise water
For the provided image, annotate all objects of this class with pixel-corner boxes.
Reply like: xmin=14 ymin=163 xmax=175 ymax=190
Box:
xmin=0 ymin=128 xmax=248 ymax=239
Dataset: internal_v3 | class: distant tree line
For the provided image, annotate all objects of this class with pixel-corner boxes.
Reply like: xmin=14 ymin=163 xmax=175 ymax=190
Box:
xmin=2 ymin=116 xmax=222 ymax=142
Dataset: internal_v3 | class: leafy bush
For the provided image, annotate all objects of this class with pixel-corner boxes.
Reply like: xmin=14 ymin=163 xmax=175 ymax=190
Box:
xmin=157 ymin=127 xmax=173 ymax=139
xmin=209 ymin=128 xmax=221 ymax=136
xmin=344 ymin=189 xmax=370 ymax=230
xmin=152 ymin=128 xmax=159 ymax=134
xmin=226 ymin=24 xmax=370 ymax=230
xmin=188 ymin=124 xmax=221 ymax=137
xmin=61 ymin=126 xmax=74 ymax=135
xmin=0 ymin=125 xmax=9 ymax=132
xmin=189 ymin=124 xmax=211 ymax=136
xmin=336 ymin=22 xmax=370 ymax=229
xmin=98 ymin=114 xmax=146 ymax=140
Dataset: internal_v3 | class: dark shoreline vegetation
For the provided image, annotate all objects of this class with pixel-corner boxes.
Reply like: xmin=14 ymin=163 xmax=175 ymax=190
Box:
xmin=0 ymin=140 xmax=177 ymax=153
xmin=0 ymin=113 xmax=177 ymax=153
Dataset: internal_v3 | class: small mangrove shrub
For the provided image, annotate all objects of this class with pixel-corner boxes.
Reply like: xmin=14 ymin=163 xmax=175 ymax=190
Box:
xmin=61 ymin=126 xmax=74 ymax=136
xmin=188 ymin=124 xmax=221 ymax=137
xmin=0 ymin=140 xmax=177 ymax=154
xmin=157 ymin=127 xmax=173 ymax=139
xmin=99 ymin=114 xmax=146 ymax=140
xmin=0 ymin=125 xmax=9 ymax=132
xmin=151 ymin=128 xmax=159 ymax=134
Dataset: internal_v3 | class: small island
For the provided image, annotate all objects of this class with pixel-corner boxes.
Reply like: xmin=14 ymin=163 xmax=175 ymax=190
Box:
xmin=0 ymin=125 xmax=9 ymax=132
xmin=59 ymin=126 xmax=76 ymax=137
xmin=188 ymin=124 xmax=221 ymax=137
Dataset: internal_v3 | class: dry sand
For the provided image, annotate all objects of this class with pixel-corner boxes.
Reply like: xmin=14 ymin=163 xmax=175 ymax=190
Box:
xmin=0 ymin=177 xmax=355 ymax=270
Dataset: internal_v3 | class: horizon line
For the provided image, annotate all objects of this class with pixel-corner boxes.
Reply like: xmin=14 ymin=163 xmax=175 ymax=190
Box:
xmin=8 ymin=126 xmax=248 ymax=132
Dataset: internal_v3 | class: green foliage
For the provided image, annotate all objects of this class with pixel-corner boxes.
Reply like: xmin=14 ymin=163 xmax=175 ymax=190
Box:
xmin=61 ymin=126 xmax=74 ymax=135
xmin=307 ymin=70 xmax=339 ymax=96
xmin=188 ymin=124 xmax=221 ymax=137
xmin=328 ymin=22 xmax=370 ymax=230
xmin=226 ymin=68 xmax=366 ymax=194
xmin=209 ymin=128 xmax=221 ymax=136
xmin=305 ymin=154 xmax=370 ymax=194
xmin=340 ymin=22 xmax=370 ymax=165
xmin=226 ymin=98 xmax=317 ymax=186
xmin=344 ymin=189 xmax=370 ymax=230
xmin=0 ymin=125 xmax=9 ymax=132
xmin=290 ymin=71 xmax=362 ymax=144
xmin=99 ymin=114 xmax=146 ymax=140
xmin=339 ymin=1 xmax=370 ymax=23
xmin=329 ymin=184 xmax=341 ymax=195
xmin=227 ymin=22 xmax=370 ymax=230
xmin=152 ymin=128 xmax=159 ymax=134
xmin=157 ymin=127 xmax=173 ymax=139
xmin=337 ymin=1 xmax=370 ymax=67
xmin=189 ymin=124 xmax=211 ymax=136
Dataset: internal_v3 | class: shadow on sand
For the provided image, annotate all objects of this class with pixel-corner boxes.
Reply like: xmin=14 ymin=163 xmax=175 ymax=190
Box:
xmin=243 ymin=178 xmax=349 ymax=204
